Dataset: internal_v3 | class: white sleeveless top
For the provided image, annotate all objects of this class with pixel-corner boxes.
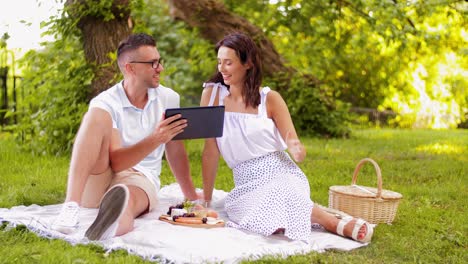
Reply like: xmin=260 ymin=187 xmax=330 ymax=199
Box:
xmin=204 ymin=82 xmax=287 ymax=168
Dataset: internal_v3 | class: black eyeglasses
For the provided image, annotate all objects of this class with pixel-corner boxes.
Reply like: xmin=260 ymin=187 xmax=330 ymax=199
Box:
xmin=129 ymin=58 xmax=164 ymax=69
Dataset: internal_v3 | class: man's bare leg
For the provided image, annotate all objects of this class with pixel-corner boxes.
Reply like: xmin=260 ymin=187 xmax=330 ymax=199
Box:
xmin=115 ymin=186 xmax=150 ymax=236
xmin=56 ymin=108 xmax=152 ymax=239
xmin=65 ymin=108 xmax=112 ymax=204
xmin=51 ymin=108 xmax=112 ymax=234
xmin=85 ymin=184 xmax=150 ymax=240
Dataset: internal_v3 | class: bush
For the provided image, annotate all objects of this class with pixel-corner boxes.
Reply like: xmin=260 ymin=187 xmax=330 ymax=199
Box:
xmin=9 ymin=38 xmax=92 ymax=156
xmin=268 ymin=73 xmax=351 ymax=138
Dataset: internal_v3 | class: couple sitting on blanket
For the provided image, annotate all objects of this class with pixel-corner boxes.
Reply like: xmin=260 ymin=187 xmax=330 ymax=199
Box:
xmin=51 ymin=32 xmax=374 ymax=243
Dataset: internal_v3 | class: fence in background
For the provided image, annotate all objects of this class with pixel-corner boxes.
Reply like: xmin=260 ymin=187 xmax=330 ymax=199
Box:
xmin=0 ymin=49 xmax=22 ymax=129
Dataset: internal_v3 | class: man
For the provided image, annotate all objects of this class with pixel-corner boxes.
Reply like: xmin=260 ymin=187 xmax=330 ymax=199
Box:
xmin=51 ymin=33 xmax=199 ymax=240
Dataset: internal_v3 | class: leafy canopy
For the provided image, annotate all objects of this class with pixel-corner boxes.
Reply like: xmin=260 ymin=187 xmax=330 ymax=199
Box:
xmin=4 ymin=0 xmax=467 ymax=155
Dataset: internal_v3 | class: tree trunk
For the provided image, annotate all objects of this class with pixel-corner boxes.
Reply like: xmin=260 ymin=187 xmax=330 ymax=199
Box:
xmin=166 ymin=0 xmax=299 ymax=90
xmin=65 ymin=0 xmax=132 ymax=98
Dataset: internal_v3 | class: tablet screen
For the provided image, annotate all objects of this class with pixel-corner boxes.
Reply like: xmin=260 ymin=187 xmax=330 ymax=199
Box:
xmin=165 ymin=106 xmax=225 ymax=140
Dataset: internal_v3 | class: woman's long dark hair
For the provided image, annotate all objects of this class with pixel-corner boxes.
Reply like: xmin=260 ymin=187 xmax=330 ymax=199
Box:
xmin=207 ymin=32 xmax=263 ymax=108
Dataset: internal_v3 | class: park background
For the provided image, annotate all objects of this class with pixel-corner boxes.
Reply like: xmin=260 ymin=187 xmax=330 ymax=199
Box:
xmin=0 ymin=0 xmax=466 ymax=263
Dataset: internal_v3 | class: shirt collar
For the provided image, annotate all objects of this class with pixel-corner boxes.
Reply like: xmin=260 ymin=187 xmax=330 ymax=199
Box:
xmin=148 ymin=87 xmax=158 ymax=102
xmin=118 ymin=81 xmax=159 ymax=108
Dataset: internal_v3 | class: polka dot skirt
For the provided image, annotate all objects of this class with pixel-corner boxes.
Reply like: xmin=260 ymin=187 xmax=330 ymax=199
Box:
xmin=225 ymin=151 xmax=314 ymax=241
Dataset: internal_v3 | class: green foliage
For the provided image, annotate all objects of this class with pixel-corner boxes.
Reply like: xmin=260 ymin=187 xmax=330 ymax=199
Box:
xmin=267 ymin=73 xmax=351 ymax=138
xmin=5 ymin=0 xmax=140 ymax=156
xmin=6 ymin=0 xmax=216 ymax=156
xmin=56 ymin=0 xmax=137 ymax=36
xmin=131 ymin=0 xmax=216 ymax=106
xmin=0 ymin=33 xmax=10 ymax=49
xmin=134 ymin=0 xmax=351 ymax=136
xmin=6 ymin=0 xmax=467 ymax=155
xmin=10 ymin=38 xmax=92 ymax=155
xmin=66 ymin=0 xmax=131 ymax=20
xmin=223 ymin=0 xmax=468 ymax=129
xmin=379 ymin=4 xmax=468 ymax=129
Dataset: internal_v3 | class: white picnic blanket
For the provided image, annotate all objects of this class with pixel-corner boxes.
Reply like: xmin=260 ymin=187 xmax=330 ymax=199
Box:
xmin=0 ymin=183 xmax=367 ymax=263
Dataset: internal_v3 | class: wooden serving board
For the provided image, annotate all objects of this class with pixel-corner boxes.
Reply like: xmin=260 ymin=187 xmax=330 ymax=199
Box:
xmin=158 ymin=215 xmax=225 ymax=228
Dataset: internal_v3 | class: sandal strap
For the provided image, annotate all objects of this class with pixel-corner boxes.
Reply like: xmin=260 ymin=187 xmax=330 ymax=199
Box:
xmin=336 ymin=217 xmax=352 ymax=236
xmin=352 ymin=218 xmax=366 ymax=240
xmin=337 ymin=217 xmax=374 ymax=243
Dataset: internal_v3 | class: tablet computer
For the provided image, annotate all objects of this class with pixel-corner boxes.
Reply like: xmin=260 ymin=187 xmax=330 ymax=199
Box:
xmin=165 ymin=106 xmax=225 ymax=140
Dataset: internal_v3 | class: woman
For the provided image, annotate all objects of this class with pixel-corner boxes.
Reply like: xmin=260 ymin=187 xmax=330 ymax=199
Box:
xmin=200 ymin=32 xmax=373 ymax=243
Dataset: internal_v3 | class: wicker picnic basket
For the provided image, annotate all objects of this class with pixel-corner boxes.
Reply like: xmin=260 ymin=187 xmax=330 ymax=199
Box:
xmin=328 ymin=158 xmax=403 ymax=224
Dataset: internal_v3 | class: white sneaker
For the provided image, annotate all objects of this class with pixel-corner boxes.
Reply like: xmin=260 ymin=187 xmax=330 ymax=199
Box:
xmin=85 ymin=184 xmax=129 ymax=241
xmin=51 ymin=201 xmax=80 ymax=234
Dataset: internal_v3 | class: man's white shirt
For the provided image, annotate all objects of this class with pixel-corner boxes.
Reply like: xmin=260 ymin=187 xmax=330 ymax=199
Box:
xmin=89 ymin=81 xmax=180 ymax=190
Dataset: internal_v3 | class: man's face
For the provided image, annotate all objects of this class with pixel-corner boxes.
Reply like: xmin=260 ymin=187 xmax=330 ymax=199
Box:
xmin=128 ymin=45 xmax=164 ymax=88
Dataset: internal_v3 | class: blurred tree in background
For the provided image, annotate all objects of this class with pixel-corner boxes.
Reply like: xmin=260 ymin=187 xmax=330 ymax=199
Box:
xmin=3 ymin=0 xmax=467 ymax=155
xmin=223 ymin=0 xmax=467 ymax=128
xmin=63 ymin=0 xmax=132 ymax=98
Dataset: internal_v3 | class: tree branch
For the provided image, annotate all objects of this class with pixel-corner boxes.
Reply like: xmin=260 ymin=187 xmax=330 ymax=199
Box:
xmin=165 ymin=0 xmax=294 ymax=79
xmin=391 ymin=0 xmax=416 ymax=30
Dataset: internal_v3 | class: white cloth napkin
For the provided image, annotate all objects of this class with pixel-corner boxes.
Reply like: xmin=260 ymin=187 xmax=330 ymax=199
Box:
xmin=0 ymin=183 xmax=367 ymax=263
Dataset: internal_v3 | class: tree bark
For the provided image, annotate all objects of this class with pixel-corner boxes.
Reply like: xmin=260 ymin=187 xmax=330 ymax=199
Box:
xmin=65 ymin=0 xmax=132 ymax=98
xmin=166 ymin=0 xmax=297 ymax=89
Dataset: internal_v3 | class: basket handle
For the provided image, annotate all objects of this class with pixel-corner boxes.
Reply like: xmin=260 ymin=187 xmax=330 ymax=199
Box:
xmin=351 ymin=158 xmax=383 ymax=198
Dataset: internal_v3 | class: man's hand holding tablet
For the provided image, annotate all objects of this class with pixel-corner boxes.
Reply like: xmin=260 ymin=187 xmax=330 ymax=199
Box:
xmin=151 ymin=114 xmax=188 ymax=143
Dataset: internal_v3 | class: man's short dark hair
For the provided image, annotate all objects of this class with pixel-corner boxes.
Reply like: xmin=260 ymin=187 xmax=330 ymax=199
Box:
xmin=117 ymin=33 xmax=156 ymax=58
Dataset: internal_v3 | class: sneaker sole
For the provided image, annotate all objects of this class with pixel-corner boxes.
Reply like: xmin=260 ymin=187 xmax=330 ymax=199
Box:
xmin=85 ymin=185 xmax=128 ymax=240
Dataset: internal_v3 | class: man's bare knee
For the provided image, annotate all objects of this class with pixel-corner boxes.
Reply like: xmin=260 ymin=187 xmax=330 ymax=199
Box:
xmin=81 ymin=108 xmax=112 ymax=130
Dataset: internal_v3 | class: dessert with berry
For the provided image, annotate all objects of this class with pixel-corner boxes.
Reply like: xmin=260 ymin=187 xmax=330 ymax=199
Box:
xmin=159 ymin=200 xmax=224 ymax=227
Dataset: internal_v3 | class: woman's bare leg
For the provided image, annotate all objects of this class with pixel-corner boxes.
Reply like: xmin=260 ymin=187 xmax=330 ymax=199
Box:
xmin=311 ymin=206 xmax=367 ymax=240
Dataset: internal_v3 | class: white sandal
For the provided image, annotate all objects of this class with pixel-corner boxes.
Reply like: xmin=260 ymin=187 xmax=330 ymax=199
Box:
xmin=336 ymin=217 xmax=374 ymax=243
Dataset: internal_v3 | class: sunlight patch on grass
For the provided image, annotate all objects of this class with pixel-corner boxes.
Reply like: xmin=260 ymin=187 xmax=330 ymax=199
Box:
xmin=323 ymin=144 xmax=346 ymax=155
xmin=415 ymin=142 xmax=464 ymax=155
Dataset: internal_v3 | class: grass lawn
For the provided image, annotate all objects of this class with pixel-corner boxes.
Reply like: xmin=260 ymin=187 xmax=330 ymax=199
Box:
xmin=0 ymin=128 xmax=467 ymax=263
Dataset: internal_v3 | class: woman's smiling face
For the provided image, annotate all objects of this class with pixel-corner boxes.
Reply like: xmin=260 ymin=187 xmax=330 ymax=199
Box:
xmin=217 ymin=46 xmax=250 ymax=88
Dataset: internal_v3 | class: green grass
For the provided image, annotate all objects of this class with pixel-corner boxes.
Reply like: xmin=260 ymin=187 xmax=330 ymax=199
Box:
xmin=0 ymin=129 xmax=467 ymax=263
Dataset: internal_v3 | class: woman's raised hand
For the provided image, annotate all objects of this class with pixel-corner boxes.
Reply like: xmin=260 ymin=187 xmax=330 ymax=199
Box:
xmin=285 ymin=131 xmax=306 ymax=162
